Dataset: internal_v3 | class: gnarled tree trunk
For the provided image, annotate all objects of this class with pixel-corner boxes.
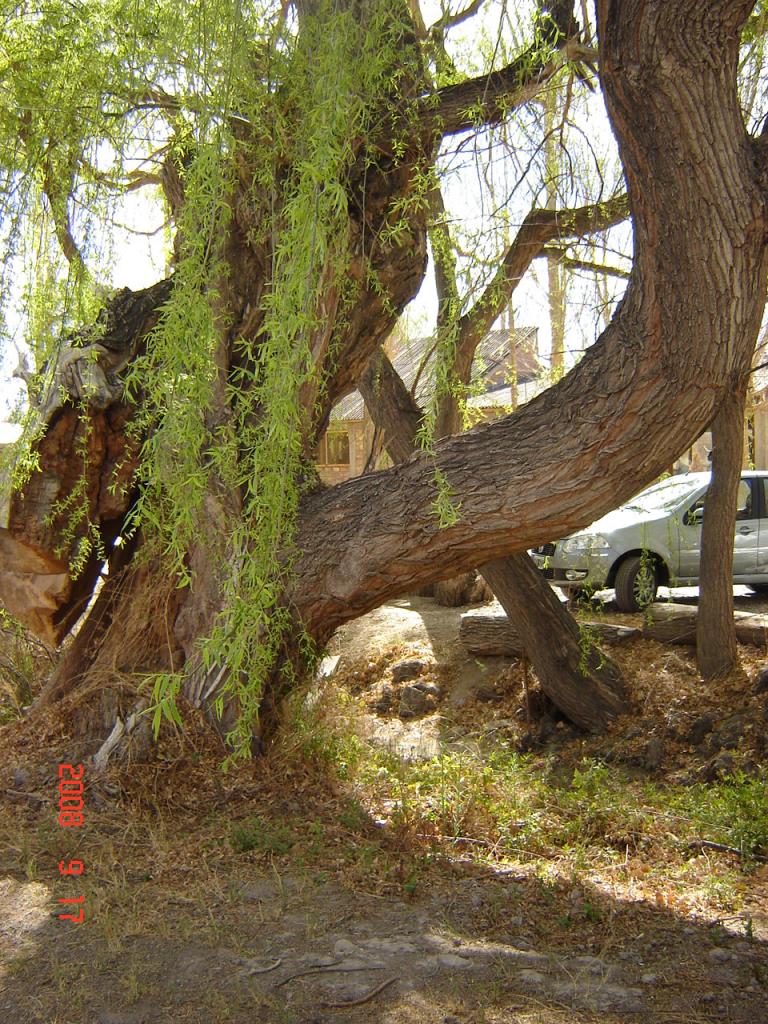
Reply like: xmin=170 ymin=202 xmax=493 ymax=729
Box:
xmin=3 ymin=0 xmax=767 ymax=754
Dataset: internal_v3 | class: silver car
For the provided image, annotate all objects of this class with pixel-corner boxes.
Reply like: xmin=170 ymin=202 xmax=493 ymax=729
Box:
xmin=530 ymin=471 xmax=768 ymax=612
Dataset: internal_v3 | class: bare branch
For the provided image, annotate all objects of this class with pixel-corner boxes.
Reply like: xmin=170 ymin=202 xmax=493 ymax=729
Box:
xmin=429 ymin=0 xmax=487 ymax=37
xmin=538 ymin=247 xmax=631 ymax=279
xmin=430 ymin=4 xmax=596 ymax=137
xmin=457 ymin=193 xmax=629 ymax=352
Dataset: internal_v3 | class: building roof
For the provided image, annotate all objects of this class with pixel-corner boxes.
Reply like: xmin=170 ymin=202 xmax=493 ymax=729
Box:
xmin=331 ymin=326 xmax=540 ymax=422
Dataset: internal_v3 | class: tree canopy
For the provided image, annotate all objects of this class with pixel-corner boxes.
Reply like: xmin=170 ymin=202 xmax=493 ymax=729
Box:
xmin=1 ymin=0 xmax=768 ymax=758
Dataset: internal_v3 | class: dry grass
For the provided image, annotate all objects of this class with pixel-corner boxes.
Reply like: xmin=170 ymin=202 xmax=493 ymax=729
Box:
xmin=2 ymin=601 xmax=768 ymax=1022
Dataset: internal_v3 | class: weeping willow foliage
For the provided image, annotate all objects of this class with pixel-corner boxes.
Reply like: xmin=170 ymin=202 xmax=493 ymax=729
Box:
xmin=0 ymin=0 xmax=422 ymax=757
xmin=196 ymin=0 xmax=413 ymax=757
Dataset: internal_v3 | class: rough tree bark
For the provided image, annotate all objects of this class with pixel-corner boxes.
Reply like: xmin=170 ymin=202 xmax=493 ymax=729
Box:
xmin=696 ymin=383 xmax=749 ymax=679
xmin=2 ymin=0 xmax=767 ymax=748
xmin=359 ymin=336 xmax=631 ymax=731
xmin=284 ymin=0 xmax=768 ymax=643
xmin=479 ymin=555 xmax=628 ymax=729
xmin=381 ymin=130 xmax=630 ymax=732
xmin=360 ymin=356 xmax=630 ymax=733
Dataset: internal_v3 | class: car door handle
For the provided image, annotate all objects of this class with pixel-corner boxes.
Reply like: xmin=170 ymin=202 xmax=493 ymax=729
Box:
xmin=738 ymin=526 xmax=754 ymax=535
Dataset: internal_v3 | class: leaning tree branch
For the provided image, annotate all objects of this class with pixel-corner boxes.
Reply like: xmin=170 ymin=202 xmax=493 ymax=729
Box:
xmin=430 ymin=0 xmax=595 ymax=138
xmin=455 ymin=192 xmax=629 ymax=356
xmin=290 ymin=0 xmax=765 ymax=636
xmin=357 ymin=331 xmax=630 ymax=731
xmin=537 ymin=247 xmax=631 ymax=279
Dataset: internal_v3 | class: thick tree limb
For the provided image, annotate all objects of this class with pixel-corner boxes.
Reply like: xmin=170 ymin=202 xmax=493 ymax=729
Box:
xmin=291 ymin=0 xmax=766 ymax=635
xmin=359 ymin=336 xmax=631 ymax=729
xmin=645 ymin=603 xmax=768 ymax=648
xmin=361 ymin=176 xmax=630 ymax=732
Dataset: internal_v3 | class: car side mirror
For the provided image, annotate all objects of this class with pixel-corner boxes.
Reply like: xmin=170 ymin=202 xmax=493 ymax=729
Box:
xmin=685 ymin=506 xmax=704 ymax=526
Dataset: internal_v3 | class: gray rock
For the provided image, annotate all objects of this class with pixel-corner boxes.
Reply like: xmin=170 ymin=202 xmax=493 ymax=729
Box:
xmin=333 ymin=938 xmax=368 ymax=959
xmin=567 ymin=955 xmax=610 ymax=977
xmin=399 ymin=685 xmax=433 ymax=719
xmin=707 ymin=947 xmax=732 ymax=963
xmin=373 ymin=685 xmax=395 ymax=713
xmin=516 ymin=968 xmax=549 ymax=987
xmin=392 ymin=659 xmax=427 ymax=683
xmin=687 ymin=712 xmax=716 ymax=745
xmin=363 ymin=937 xmax=418 ymax=954
xmin=435 ymin=953 xmax=473 ymax=969
xmin=572 ymin=983 xmax=646 ymax=1013
xmin=414 ymin=680 xmax=442 ymax=698
xmin=708 ymin=966 xmax=739 ymax=987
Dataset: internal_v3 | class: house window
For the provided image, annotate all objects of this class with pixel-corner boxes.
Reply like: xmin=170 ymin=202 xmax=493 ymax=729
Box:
xmin=318 ymin=429 xmax=350 ymax=466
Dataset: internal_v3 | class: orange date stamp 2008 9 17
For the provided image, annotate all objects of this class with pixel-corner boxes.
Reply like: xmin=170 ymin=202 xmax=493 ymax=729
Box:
xmin=56 ymin=763 xmax=85 ymax=924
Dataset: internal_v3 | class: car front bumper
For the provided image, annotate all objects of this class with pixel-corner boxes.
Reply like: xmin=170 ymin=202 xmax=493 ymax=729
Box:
xmin=530 ymin=546 xmax=613 ymax=591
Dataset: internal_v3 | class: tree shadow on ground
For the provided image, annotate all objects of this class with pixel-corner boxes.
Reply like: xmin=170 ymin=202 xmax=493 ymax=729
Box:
xmin=1 ymin=792 xmax=766 ymax=1024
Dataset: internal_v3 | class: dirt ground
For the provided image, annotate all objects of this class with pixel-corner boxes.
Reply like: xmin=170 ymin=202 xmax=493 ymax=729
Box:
xmin=1 ymin=589 xmax=767 ymax=1024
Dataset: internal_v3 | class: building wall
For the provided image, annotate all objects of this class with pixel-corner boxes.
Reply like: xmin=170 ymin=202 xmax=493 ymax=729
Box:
xmin=753 ymin=406 xmax=768 ymax=469
xmin=316 ymin=420 xmax=369 ymax=485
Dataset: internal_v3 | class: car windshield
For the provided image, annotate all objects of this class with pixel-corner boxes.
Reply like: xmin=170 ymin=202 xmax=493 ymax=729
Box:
xmin=622 ymin=477 xmax=704 ymax=514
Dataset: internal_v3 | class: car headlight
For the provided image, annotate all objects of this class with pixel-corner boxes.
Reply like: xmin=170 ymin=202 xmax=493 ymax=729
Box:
xmin=560 ymin=534 xmax=611 ymax=554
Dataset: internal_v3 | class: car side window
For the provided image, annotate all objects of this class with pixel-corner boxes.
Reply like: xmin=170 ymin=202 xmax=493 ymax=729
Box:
xmin=735 ymin=480 xmax=755 ymax=521
xmin=686 ymin=479 xmax=757 ymax=524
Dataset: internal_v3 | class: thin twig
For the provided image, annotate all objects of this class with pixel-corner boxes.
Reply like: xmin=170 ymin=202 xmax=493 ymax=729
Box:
xmin=7 ymin=789 xmax=50 ymax=803
xmin=687 ymin=838 xmax=767 ymax=862
xmin=247 ymin=957 xmax=283 ymax=975
xmin=276 ymin=962 xmax=385 ymax=987
xmin=321 ymin=975 xmax=398 ymax=1009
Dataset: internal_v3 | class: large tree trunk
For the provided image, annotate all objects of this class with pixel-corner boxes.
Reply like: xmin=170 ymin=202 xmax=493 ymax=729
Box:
xmin=4 ymin=0 xmax=768 ymax=752
xmin=697 ymin=384 xmax=749 ymax=678
xmin=287 ymin=0 xmax=767 ymax=640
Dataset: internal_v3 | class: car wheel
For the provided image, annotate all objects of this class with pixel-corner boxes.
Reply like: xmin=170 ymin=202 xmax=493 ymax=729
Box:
xmin=614 ymin=554 xmax=658 ymax=612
